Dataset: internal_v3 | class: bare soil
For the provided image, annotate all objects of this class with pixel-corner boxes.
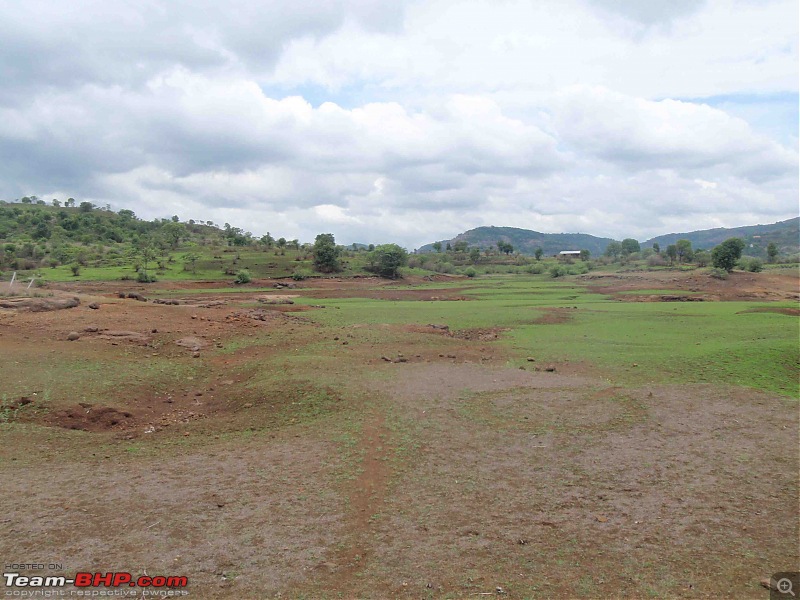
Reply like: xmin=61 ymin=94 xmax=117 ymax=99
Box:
xmin=583 ymin=269 xmax=799 ymax=301
xmin=0 ymin=270 xmax=797 ymax=599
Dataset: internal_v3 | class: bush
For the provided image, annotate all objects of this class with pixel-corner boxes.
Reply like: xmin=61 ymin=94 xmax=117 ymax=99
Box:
xmin=234 ymin=269 xmax=251 ymax=284
xmin=433 ymin=262 xmax=454 ymax=274
xmin=709 ymin=268 xmax=729 ymax=280
xmin=137 ymin=271 xmax=157 ymax=283
xmin=70 ymin=264 xmax=80 ymax=276
xmin=464 ymin=267 xmax=476 ymax=278
xmin=738 ymin=256 xmax=763 ymax=272
xmin=647 ymin=254 xmax=667 ymax=267
xmin=526 ymin=263 xmax=544 ymax=274
xmin=292 ymin=268 xmax=313 ymax=281
xmin=549 ymin=265 xmax=567 ymax=278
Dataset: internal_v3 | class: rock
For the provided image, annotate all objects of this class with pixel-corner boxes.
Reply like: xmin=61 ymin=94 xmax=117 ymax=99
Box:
xmin=126 ymin=292 xmax=147 ymax=301
xmin=394 ymin=357 xmax=408 ymax=363
xmin=176 ymin=336 xmax=207 ymax=350
xmin=88 ymin=302 xmax=100 ymax=309
xmin=84 ymin=326 xmax=99 ymax=333
xmin=151 ymin=328 xmax=158 ymax=333
xmin=544 ymin=366 xmax=556 ymax=372
xmin=526 ymin=357 xmax=535 ymax=362
xmin=67 ymin=332 xmax=80 ymax=341
xmin=381 ymin=356 xmax=392 ymax=362
xmin=192 ymin=352 xmax=200 ymax=358
xmin=0 ymin=296 xmax=80 ymax=312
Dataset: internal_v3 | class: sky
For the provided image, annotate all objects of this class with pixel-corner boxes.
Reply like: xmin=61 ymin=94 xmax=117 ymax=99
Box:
xmin=1 ymin=0 xmax=797 ymax=248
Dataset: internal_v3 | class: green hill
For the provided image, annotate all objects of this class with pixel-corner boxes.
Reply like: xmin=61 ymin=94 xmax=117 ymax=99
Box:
xmin=418 ymin=226 xmax=616 ymax=256
xmin=644 ymin=217 xmax=799 ymax=259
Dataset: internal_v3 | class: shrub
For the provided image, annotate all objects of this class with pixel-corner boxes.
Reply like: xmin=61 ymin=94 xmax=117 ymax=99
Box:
xmin=526 ymin=263 xmax=544 ymax=274
xmin=137 ymin=271 xmax=157 ymax=283
xmin=647 ymin=254 xmax=667 ymax=267
xmin=464 ymin=267 xmax=476 ymax=278
xmin=292 ymin=268 xmax=313 ymax=281
xmin=70 ymin=263 xmax=80 ymax=276
xmin=549 ymin=265 xmax=567 ymax=278
xmin=434 ymin=262 xmax=454 ymax=274
xmin=738 ymin=256 xmax=763 ymax=272
xmin=234 ymin=269 xmax=251 ymax=284
xmin=709 ymin=268 xmax=729 ymax=280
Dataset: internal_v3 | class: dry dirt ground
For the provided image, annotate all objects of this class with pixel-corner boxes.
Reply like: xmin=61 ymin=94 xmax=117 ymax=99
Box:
xmin=0 ymin=270 xmax=797 ymax=599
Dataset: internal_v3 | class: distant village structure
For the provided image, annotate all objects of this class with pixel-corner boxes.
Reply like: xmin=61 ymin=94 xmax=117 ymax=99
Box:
xmin=558 ymin=250 xmax=582 ymax=259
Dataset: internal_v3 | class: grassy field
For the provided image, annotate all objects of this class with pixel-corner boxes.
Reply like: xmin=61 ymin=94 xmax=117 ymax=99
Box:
xmin=0 ymin=269 xmax=797 ymax=598
xmin=301 ymin=277 xmax=798 ymax=396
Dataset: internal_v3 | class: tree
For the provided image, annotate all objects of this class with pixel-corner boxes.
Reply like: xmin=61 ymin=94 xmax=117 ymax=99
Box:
xmin=693 ymin=250 xmax=711 ymax=267
xmin=652 ymin=242 xmax=660 ymax=254
xmin=312 ymin=233 xmax=341 ymax=273
xmin=604 ymin=241 xmax=622 ymax=259
xmin=767 ymin=242 xmax=778 ymax=263
xmin=579 ymin=249 xmax=590 ymax=261
xmin=675 ymin=239 xmax=693 ymax=264
xmin=79 ymin=201 xmax=94 ymax=213
xmin=432 ymin=241 xmax=442 ymax=253
xmin=453 ymin=240 xmax=469 ymax=253
xmin=132 ymin=236 xmax=158 ymax=282
xmin=366 ymin=244 xmax=408 ymax=279
xmin=182 ymin=244 xmax=201 ymax=273
xmin=534 ymin=247 xmax=543 ymax=261
xmin=161 ymin=221 xmax=185 ymax=250
xmin=621 ymin=238 xmax=640 ymax=255
xmin=52 ymin=199 xmax=61 ymax=207
xmin=711 ymin=238 xmax=745 ymax=272
xmin=469 ymin=247 xmax=481 ymax=264
xmin=665 ymin=244 xmax=678 ymax=265
xmin=497 ymin=240 xmax=514 ymax=255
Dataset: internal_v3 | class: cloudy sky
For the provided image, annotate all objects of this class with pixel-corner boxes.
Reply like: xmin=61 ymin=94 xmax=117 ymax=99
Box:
xmin=1 ymin=0 xmax=797 ymax=247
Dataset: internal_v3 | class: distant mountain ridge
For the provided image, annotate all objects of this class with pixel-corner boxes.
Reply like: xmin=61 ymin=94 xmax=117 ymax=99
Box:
xmin=418 ymin=218 xmax=799 ymax=258
xmin=643 ymin=217 xmax=799 ymax=258
xmin=418 ymin=226 xmax=616 ymax=256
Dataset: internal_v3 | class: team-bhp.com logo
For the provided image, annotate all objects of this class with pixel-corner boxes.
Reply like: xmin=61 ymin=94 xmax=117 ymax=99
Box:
xmin=4 ymin=572 xmax=188 ymax=596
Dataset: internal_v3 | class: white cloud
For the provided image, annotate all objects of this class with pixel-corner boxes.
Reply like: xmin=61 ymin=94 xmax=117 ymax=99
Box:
xmin=552 ymin=85 xmax=798 ymax=181
xmin=0 ymin=0 xmax=796 ymax=248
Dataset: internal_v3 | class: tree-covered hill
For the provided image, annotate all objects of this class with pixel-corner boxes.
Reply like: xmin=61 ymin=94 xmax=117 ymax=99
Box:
xmin=644 ymin=217 xmax=799 ymax=259
xmin=418 ymin=226 xmax=616 ymax=256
